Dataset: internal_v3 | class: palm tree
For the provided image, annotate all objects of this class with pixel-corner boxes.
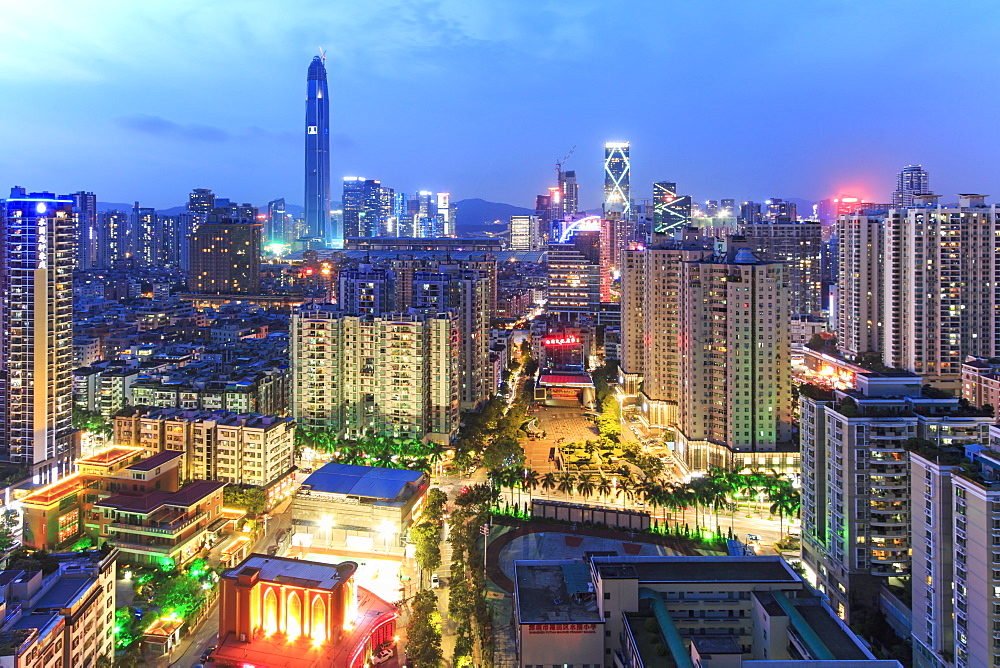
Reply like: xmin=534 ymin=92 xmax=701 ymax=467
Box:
xmin=576 ymin=474 xmax=595 ymax=501
xmin=523 ymin=469 xmax=540 ymax=504
xmin=540 ymin=472 xmax=557 ymax=498
xmin=769 ymin=482 xmax=801 ymax=538
xmin=596 ymin=476 xmax=613 ymax=504
xmin=556 ymin=472 xmax=576 ymax=497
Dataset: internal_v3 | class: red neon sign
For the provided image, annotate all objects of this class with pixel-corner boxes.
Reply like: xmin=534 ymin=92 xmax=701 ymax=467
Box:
xmin=542 ymin=334 xmax=580 ymax=347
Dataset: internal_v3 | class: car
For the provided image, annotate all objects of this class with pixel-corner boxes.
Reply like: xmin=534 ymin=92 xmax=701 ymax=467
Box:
xmin=431 ymin=573 xmax=441 ymax=588
xmin=372 ymin=648 xmax=394 ymax=665
xmin=746 ymin=534 xmax=761 ymax=546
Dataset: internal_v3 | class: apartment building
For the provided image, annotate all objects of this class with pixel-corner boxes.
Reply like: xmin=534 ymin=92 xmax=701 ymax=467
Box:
xmin=799 ymin=371 xmax=992 ymax=623
xmin=0 ymin=549 xmax=117 ymax=668
xmin=961 ymin=356 xmax=1000 ymax=411
xmin=742 ymin=218 xmax=823 ymax=316
xmin=881 ymin=195 xmax=1000 ymax=391
xmin=836 ymin=213 xmax=885 ymax=359
xmin=114 ymin=406 xmax=294 ymax=488
xmin=675 ymin=237 xmax=794 ymax=473
xmin=291 ymin=306 xmax=459 ymax=444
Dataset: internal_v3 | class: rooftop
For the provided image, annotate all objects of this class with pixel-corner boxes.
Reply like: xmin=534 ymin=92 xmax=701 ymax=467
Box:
xmin=591 ymin=556 xmax=799 ymax=584
xmin=223 ymin=554 xmax=357 ymax=591
xmin=77 ymin=446 xmax=144 ymax=467
xmin=126 ymin=449 xmax=185 ymax=472
xmin=20 ymin=475 xmax=84 ymax=506
xmin=96 ymin=479 xmax=225 ymax=513
xmin=514 ymin=561 xmax=602 ymax=624
xmin=537 ymin=374 xmax=595 ymax=387
xmin=301 ymin=463 xmax=424 ymax=501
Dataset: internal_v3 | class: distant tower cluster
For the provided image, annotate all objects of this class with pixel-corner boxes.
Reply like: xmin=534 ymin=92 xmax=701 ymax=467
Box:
xmin=305 ymin=52 xmax=332 ymax=245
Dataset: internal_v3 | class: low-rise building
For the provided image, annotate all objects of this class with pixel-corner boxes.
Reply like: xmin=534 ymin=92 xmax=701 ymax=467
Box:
xmin=291 ymin=463 xmax=427 ymax=557
xmin=513 ymin=556 xmax=897 ymax=668
xmin=94 ymin=478 xmax=225 ymax=567
xmin=961 ymin=355 xmax=1000 ymax=411
xmin=212 ymin=554 xmax=397 ymax=668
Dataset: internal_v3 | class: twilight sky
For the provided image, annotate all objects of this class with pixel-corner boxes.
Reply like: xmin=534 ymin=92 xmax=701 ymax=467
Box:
xmin=2 ymin=0 xmax=999 ymax=211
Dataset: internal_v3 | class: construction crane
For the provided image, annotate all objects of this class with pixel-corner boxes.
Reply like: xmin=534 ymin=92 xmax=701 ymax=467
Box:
xmin=555 ymin=145 xmax=576 ymax=177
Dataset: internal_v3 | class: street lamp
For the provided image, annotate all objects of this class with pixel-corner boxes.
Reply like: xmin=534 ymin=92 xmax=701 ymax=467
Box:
xmin=318 ymin=515 xmax=333 ymax=548
xmin=378 ymin=520 xmax=395 ymax=553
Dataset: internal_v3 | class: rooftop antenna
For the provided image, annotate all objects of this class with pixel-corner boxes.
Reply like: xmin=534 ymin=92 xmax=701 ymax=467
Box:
xmin=318 ymin=46 xmax=326 ymax=62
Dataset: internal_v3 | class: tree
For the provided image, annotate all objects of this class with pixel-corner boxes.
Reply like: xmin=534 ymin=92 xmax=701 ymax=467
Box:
xmin=223 ymin=485 xmax=268 ymax=515
xmin=522 ymin=469 xmax=540 ymax=504
xmin=406 ymin=590 xmax=443 ymax=667
xmin=576 ymin=474 xmax=595 ymax=501
xmin=556 ymin=472 xmax=576 ymax=496
xmin=423 ymin=489 xmax=448 ymax=522
xmin=411 ymin=522 xmax=442 ymax=579
xmin=0 ymin=510 xmax=18 ymax=552
xmin=596 ymin=476 xmax=613 ymax=503
xmin=540 ymin=472 xmax=557 ymax=497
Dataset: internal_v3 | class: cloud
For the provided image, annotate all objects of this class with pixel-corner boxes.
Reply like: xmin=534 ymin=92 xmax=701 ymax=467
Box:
xmin=116 ymin=114 xmax=230 ymax=142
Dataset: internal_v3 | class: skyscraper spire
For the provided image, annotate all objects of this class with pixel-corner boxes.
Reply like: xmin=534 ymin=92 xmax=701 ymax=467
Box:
xmin=305 ymin=53 xmax=332 ymax=245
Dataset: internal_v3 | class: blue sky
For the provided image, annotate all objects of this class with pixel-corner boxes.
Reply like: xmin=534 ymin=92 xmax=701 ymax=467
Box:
xmin=2 ymin=0 xmax=999 ymax=210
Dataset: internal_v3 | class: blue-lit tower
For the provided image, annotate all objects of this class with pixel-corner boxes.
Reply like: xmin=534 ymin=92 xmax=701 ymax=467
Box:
xmin=305 ymin=53 xmax=333 ymax=245
xmin=0 ymin=187 xmax=76 ymax=483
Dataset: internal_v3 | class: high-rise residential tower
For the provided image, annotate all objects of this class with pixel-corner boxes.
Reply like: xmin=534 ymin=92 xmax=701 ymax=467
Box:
xmin=187 ymin=209 xmax=262 ymax=294
xmin=67 ymin=191 xmax=97 ymax=270
xmin=305 ymin=54 xmax=332 ymax=244
xmin=882 ymin=195 xmax=1000 ymax=391
xmin=562 ymin=170 xmax=578 ymax=217
xmin=0 ymin=188 xmax=76 ymax=483
xmin=891 ymin=164 xmax=930 ymax=208
xmin=742 ymin=218 xmax=823 ymax=316
xmin=836 ymin=212 xmax=885 ymax=358
xmin=603 ymin=142 xmax=630 ymax=217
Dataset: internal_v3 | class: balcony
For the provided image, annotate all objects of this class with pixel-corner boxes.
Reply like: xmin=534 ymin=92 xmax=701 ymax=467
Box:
xmin=110 ymin=511 xmax=207 ymax=537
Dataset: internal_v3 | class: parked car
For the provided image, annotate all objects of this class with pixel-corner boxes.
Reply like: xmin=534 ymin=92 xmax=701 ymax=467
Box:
xmin=372 ymin=648 xmax=394 ymax=665
xmin=746 ymin=534 xmax=761 ymax=546
xmin=431 ymin=573 xmax=441 ymax=588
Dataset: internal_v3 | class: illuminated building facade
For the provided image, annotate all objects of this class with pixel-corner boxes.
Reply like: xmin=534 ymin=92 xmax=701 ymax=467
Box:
xmin=741 ymin=219 xmax=823 ymax=316
xmin=305 ymin=54 xmax=332 ymax=244
xmin=799 ymin=372 xmax=991 ymax=625
xmin=342 ymin=177 xmax=382 ymax=239
xmin=675 ymin=237 xmax=794 ymax=472
xmin=291 ymin=306 xmax=460 ymax=444
xmin=881 ymin=195 xmax=1000 ymax=391
xmin=337 ymin=265 xmax=396 ymax=315
xmin=67 ymin=191 xmax=97 ymax=270
xmin=892 ymin=164 xmax=930 ymax=208
xmin=215 ymin=555 xmax=362 ymax=666
xmin=836 ymin=212 xmax=884 ymax=358
xmin=509 ymin=215 xmax=540 ymax=251
xmin=545 ymin=244 xmax=600 ymax=322
xmin=652 ymin=181 xmax=691 ymax=234
xmin=131 ymin=202 xmax=157 ymax=265
xmin=603 ymin=141 xmax=630 ymax=217
xmin=266 ymin=197 xmax=289 ymax=245
xmin=0 ymin=189 xmax=76 ymax=483
xmin=187 ymin=211 xmax=262 ymax=294
xmin=562 ymin=170 xmax=578 ymax=217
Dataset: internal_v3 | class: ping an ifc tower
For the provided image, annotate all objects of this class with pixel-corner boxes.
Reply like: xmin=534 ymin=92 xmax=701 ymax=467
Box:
xmin=305 ymin=53 xmax=333 ymax=245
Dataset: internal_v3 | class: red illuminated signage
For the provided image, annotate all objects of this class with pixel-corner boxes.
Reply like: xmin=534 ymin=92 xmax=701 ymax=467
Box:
xmin=542 ymin=334 xmax=580 ymax=347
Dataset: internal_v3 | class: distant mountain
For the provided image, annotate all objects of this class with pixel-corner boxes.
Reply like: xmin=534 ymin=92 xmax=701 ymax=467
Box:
xmin=455 ymin=198 xmax=532 ymax=234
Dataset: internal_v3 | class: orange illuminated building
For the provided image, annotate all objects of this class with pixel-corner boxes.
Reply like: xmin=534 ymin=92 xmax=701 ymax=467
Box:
xmin=213 ymin=554 xmax=400 ymax=668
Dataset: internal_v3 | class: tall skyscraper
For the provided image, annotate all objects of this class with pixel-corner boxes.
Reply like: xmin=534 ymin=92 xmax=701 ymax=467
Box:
xmin=67 ymin=191 xmax=97 ymax=270
xmin=342 ymin=178 xmax=382 ymax=238
xmin=188 ymin=188 xmax=215 ymax=224
xmin=0 ymin=188 xmax=76 ymax=483
xmin=305 ymin=54 xmax=332 ymax=244
xmin=266 ymin=198 xmax=288 ymax=244
xmin=97 ymin=210 xmax=129 ymax=268
xmin=836 ymin=212 xmax=885 ymax=358
xmin=132 ymin=202 xmax=157 ymax=265
xmin=652 ymin=182 xmax=692 ymax=235
xmin=187 ymin=209 xmax=262 ymax=294
xmin=891 ymin=164 xmax=930 ymax=208
xmin=562 ymin=170 xmax=578 ymax=217
xmin=603 ymin=142 xmax=630 ymax=217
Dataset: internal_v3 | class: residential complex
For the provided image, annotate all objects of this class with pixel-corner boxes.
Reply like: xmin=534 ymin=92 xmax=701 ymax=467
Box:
xmin=291 ymin=306 xmax=460 ymax=443
xmin=799 ymin=371 xmax=992 ymax=623
xmin=741 ymin=218 xmax=823 ymax=316
xmin=113 ymin=406 xmax=295 ymax=488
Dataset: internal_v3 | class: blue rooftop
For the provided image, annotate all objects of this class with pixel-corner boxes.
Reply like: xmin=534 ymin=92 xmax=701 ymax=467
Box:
xmin=302 ymin=463 xmax=424 ymax=501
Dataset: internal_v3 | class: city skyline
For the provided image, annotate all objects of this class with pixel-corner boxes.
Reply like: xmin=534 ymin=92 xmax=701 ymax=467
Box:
xmin=4 ymin=2 xmax=1000 ymax=210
